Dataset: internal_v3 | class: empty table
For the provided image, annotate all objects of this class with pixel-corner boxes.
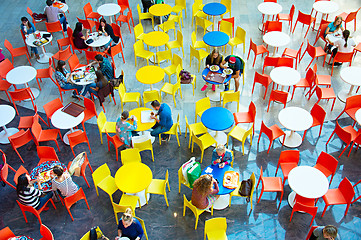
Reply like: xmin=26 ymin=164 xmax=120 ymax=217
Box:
xmin=355 ymin=109 xmax=361 ymax=125
xmin=202 ymin=67 xmax=232 ymax=101
xmin=25 ymin=31 xmax=53 ymax=64
xmin=143 ymin=31 xmax=169 ymax=64
xmin=263 ymin=31 xmax=290 ymax=56
xmin=0 ymin=105 xmax=19 ymax=144
xmin=203 ymin=31 xmax=230 ymax=47
xmin=6 ymin=66 xmax=39 ymax=99
xmin=257 ymin=2 xmax=282 ymax=31
xmin=136 ymin=65 xmax=165 ymax=91
xmin=278 ymin=107 xmax=313 ymax=148
xmin=149 ymin=3 xmax=172 ymax=28
xmin=338 ymin=66 xmax=361 ymax=103
xmin=313 ymin=1 xmax=339 ymax=20
xmin=97 ymin=3 xmax=121 ymax=23
xmin=203 ymin=3 xmax=227 ymax=31
xmin=270 ymin=67 xmax=301 ymax=102
xmin=288 ymin=166 xmax=329 ymax=207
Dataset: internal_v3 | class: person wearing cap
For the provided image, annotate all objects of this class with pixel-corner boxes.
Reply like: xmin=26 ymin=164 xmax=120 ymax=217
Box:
xmin=211 ymin=144 xmax=233 ymax=168
xmin=220 ymin=55 xmax=244 ymax=92
xmin=116 ymin=111 xmax=138 ymax=148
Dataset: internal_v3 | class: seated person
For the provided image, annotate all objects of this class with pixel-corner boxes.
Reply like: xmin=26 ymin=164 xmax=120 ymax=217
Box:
xmin=98 ymin=18 xmax=119 ymax=50
xmin=83 ymin=70 xmax=108 ymax=98
xmin=116 ymin=110 xmax=138 ymax=148
xmin=201 ymin=49 xmax=223 ymax=91
xmin=211 ymin=144 xmax=232 ymax=168
xmin=150 ymin=100 xmax=173 ymax=141
xmin=17 ymin=173 xmax=53 ymax=210
xmin=73 ymin=22 xmax=89 ymax=50
xmin=141 ymin=0 xmax=154 ymax=13
xmin=191 ymin=174 xmax=219 ymax=210
xmin=20 ymin=17 xmax=39 ymax=59
xmin=51 ymin=165 xmax=79 ymax=198
xmin=329 ymin=30 xmax=356 ymax=65
xmin=220 ymin=55 xmax=244 ymax=92
xmin=309 ymin=225 xmax=340 ymax=240
xmin=117 ymin=208 xmax=144 ymax=240
xmin=54 ymin=60 xmax=84 ymax=98
xmin=88 ymin=54 xmax=114 ymax=81
xmin=44 ymin=0 xmax=67 ymax=31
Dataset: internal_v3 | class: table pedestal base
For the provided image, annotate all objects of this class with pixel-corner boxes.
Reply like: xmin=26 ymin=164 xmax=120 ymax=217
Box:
xmin=37 ymin=52 xmax=53 ymax=64
xmin=209 ymin=130 xmax=227 ymax=146
xmin=288 ymin=191 xmax=296 ymax=208
xmin=132 ymin=131 xmax=155 ymax=144
xmin=337 ymin=89 xmax=352 ymax=103
xmin=63 ymin=129 xmax=81 ymax=145
xmin=30 ymin=87 xmax=40 ymax=98
xmin=0 ymin=127 xmax=19 ymax=144
xmin=279 ymin=130 xmax=302 ymax=148
xmin=206 ymin=87 xmax=222 ymax=101
xmin=213 ymin=194 xmax=230 ymax=210
xmin=126 ymin=190 xmax=150 ymax=207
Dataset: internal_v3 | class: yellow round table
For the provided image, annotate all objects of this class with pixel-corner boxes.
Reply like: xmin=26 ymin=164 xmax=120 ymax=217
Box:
xmin=149 ymin=4 xmax=172 ymax=25
xmin=136 ymin=65 xmax=165 ymax=90
xmin=129 ymin=107 xmax=156 ymax=132
xmin=143 ymin=31 xmax=169 ymax=64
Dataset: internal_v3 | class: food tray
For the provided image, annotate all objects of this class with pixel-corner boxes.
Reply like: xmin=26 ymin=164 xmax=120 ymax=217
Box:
xmin=205 ymin=71 xmax=226 ymax=84
xmin=61 ymin=102 xmax=85 ymax=117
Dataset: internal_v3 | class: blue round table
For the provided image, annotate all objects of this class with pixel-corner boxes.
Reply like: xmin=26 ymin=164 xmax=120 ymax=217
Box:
xmin=202 ymin=67 xmax=232 ymax=101
xmin=203 ymin=31 xmax=230 ymax=47
xmin=203 ymin=3 xmax=227 ymax=31
xmin=201 ymin=107 xmax=234 ymax=146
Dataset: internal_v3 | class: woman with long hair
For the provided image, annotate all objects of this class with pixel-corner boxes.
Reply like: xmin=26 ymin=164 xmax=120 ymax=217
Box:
xmin=51 ymin=165 xmax=79 ymax=198
xmin=117 ymin=208 xmax=144 ymax=240
xmin=20 ymin=16 xmax=39 ymax=59
xmin=116 ymin=110 xmax=138 ymax=148
xmin=201 ymin=49 xmax=224 ymax=91
xmin=54 ymin=60 xmax=83 ymax=98
xmin=73 ymin=22 xmax=89 ymax=49
xmin=98 ymin=18 xmax=119 ymax=50
xmin=83 ymin=70 xmax=108 ymax=97
xmin=325 ymin=16 xmax=344 ymax=36
xmin=329 ymin=30 xmax=356 ymax=65
xmin=191 ymin=174 xmax=219 ymax=210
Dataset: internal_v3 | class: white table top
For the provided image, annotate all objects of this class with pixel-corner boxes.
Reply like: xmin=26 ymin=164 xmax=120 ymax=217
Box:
xmin=270 ymin=67 xmax=301 ymax=86
xmin=25 ymin=31 xmax=53 ymax=48
xmin=6 ymin=66 xmax=37 ymax=85
xmin=86 ymin=32 xmax=111 ymax=48
xmin=72 ymin=66 xmax=96 ymax=86
xmin=263 ymin=31 xmax=291 ymax=48
xmin=257 ymin=2 xmax=282 ymax=15
xmin=355 ymin=109 xmax=361 ymax=125
xmin=288 ymin=166 xmax=329 ymax=199
xmin=0 ymin=105 xmax=16 ymax=127
xmin=325 ymin=30 xmax=342 ymax=43
xmin=278 ymin=107 xmax=313 ymax=132
xmin=97 ymin=3 xmax=121 ymax=17
xmin=51 ymin=108 xmax=84 ymax=130
xmin=313 ymin=1 xmax=339 ymax=14
xmin=340 ymin=66 xmax=361 ymax=86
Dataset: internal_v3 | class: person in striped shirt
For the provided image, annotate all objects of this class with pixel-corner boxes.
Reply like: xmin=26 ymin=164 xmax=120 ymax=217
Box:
xmin=16 ymin=174 xmax=53 ymax=210
xmin=51 ymin=165 xmax=79 ymax=198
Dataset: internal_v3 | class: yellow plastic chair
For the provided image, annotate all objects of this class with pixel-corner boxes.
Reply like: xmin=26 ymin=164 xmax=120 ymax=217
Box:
xmin=92 ymin=163 xmax=111 ymax=196
xmin=160 ymin=79 xmax=182 ymax=107
xmin=229 ymin=26 xmax=246 ymax=54
xmin=178 ymin=166 xmax=191 ymax=193
xmin=145 ymin=170 xmax=170 ymax=206
xmin=227 ymin=125 xmax=253 ymax=155
xmin=168 ymin=14 xmax=183 ymax=28
xmin=134 ymin=23 xmax=145 ymax=41
xmin=143 ymin=90 xmax=161 ymax=106
xmin=190 ymin=45 xmax=209 ymax=72
xmin=219 ymin=21 xmax=233 ymax=38
xmin=120 ymin=148 xmax=141 ymax=165
xmin=191 ymin=3 xmax=207 ymax=27
xmin=191 ymin=31 xmax=209 ymax=51
xmin=195 ymin=97 xmax=211 ymax=122
xmin=97 ymin=111 xmax=116 ymax=145
xmin=195 ymin=16 xmax=213 ymax=35
xmin=204 ymin=217 xmax=228 ymax=240
xmin=159 ymin=114 xmax=181 ymax=146
xmin=185 ymin=115 xmax=208 ymax=148
xmin=183 ymin=195 xmax=213 ymax=229
xmin=221 ymin=91 xmax=240 ymax=112
xmin=134 ymin=40 xmax=155 ymax=67
xmin=97 ymin=174 xmax=118 ymax=203
xmin=118 ymin=83 xmax=141 ymax=112
xmin=164 ymin=54 xmax=182 ymax=82
xmin=221 ymin=0 xmax=232 ymax=18
xmin=112 ymin=195 xmax=139 ymax=223
xmin=137 ymin=4 xmax=154 ymax=28
xmin=166 ymin=31 xmax=184 ymax=58
xmin=229 ymin=172 xmax=256 ymax=210
xmin=191 ymin=132 xmax=217 ymax=163
xmin=229 ymin=150 xmax=234 ymax=167
xmin=80 ymin=226 xmax=103 ymax=240
xmin=158 ymin=20 xmax=176 ymax=39
xmin=133 ymin=139 xmax=154 ymax=162
xmin=172 ymin=0 xmax=186 ymax=21
xmin=134 ymin=217 xmax=149 ymax=240
xmin=156 ymin=49 xmax=172 ymax=67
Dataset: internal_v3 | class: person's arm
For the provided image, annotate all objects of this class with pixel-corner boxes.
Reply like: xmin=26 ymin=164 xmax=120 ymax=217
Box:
xmin=325 ymin=26 xmax=332 ymax=35
xmin=30 ymin=22 xmax=36 ymax=33
xmin=127 ymin=118 xmax=138 ymax=131
xmin=135 ymin=220 xmax=144 ymax=240
xmin=232 ymin=69 xmax=240 ymax=78
xmin=220 ymin=60 xmax=227 ymax=69
xmin=211 ymin=150 xmax=220 ymax=165
xmin=117 ymin=229 xmax=122 ymax=237
xmin=205 ymin=55 xmax=211 ymax=67
xmin=211 ymin=178 xmax=219 ymax=194
xmin=117 ymin=220 xmax=123 ymax=237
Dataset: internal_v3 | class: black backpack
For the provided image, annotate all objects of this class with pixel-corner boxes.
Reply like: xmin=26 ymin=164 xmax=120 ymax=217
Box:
xmin=238 ymin=178 xmax=252 ymax=202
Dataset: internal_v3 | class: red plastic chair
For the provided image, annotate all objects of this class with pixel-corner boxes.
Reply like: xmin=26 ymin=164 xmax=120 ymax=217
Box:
xmin=52 ymin=46 xmax=73 ymax=68
xmin=326 ymin=121 xmax=357 ymax=158
xmin=337 ymin=7 xmax=361 ymax=31
xmin=37 ymin=146 xmax=60 ymax=166
xmin=277 ymin=4 xmax=295 ymax=32
xmin=252 ymin=72 xmax=272 ymax=99
xmin=321 ymin=177 xmax=355 ymax=217
xmin=267 ymin=90 xmax=288 ymax=112
xmin=0 ymin=58 xmax=14 ymax=80
xmin=106 ymin=41 xmax=126 ymax=64
xmin=0 ymin=149 xmax=16 ymax=173
xmin=27 ymin=7 xmax=46 ymax=28
xmin=111 ymin=23 xmax=125 ymax=48
xmin=329 ymin=52 xmax=354 ymax=76
xmin=313 ymin=64 xmax=331 ymax=87
xmin=315 ymin=86 xmax=336 ymax=111
xmin=0 ymin=227 xmax=16 ymax=240
xmin=263 ymin=21 xmax=282 ymax=34
xmin=4 ymin=39 xmax=31 ymax=65
xmin=282 ymin=42 xmax=304 ymax=69
xmin=68 ymin=54 xmax=86 ymax=72
xmin=85 ymin=50 xmax=105 ymax=64
xmin=262 ymin=56 xmax=279 ymax=74
xmin=82 ymin=97 xmax=98 ymax=132
xmin=31 ymin=116 xmax=62 ymax=151
xmin=290 ymin=202 xmax=317 ymax=227
xmin=61 ymin=188 xmax=90 ymax=221
xmin=8 ymin=129 xmax=35 ymax=163
xmin=275 ymin=150 xmax=299 ymax=186
xmin=45 ymin=21 xmax=65 ymax=38
xmin=83 ymin=2 xmax=101 ymax=21
xmin=16 ymin=198 xmax=56 ymax=224
xmin=68 ymin=130 xmax=92 ymax=157
xmin=9 ymin=88 xmax=36 ymax=115
xmin=218 ymin=17 xmax=235 ymax=36
xmin=116 ymin=10 xmax=135 ymax=34
xmin=105 ymin=130 xmax=124 ymax=161
xmin=36 ymin=59 xmax=54 ymax=90
xmin=314 ymin=22 xmax=330 ymax=45
xmin=43 ymin=98 xmax=63 ymax=127
xmin=0 ymin=163 xmax=16 ymax=189
xmin=40 ymin=224 xmax=54 ymax=240
xmin=277 ymin=57 xmax=294 ymax=68
xmin=117 ymin=0 xmax=131 ymax=14
xmin=303 ymin=103 xmax=326 ymax=141
xmin=348 ymin=131 xmax=361 ymax=156
xmin=352 ymin=180 xmax=361 ymax=204
xmin=57 ymin=35 xmax=71 ymax=51
xmin=247 ymin=38 xmax=269 ymax=67
xmin=256 ymin=166 xmax=284 ymax=209
xmin=67 ymin=152 xmax=93 ymax=188
xmin=291 ymin=68 xmax=315 ymax=99
xmin=18 ymin=105 xmax=47 ymax=130
xmin=292 ymin=11 xmax=316 ymax=38
xmin=67 ymin=28 xmax=90 ymax=54
xmin=258 ymin=121 xmax=285 ymax=154
xmin=313 ymin=151 xmax=338 ymax=185
xmin=300 ymin=40 xmax=326 ymax=70
xmin=233 ymin=101 xmax=256 ymax=135
xmin=76 ymin=17 xmax=96 ymax=32
xmin=306 ymin=226 xmax=318 ymax=240
xmin=14 ymin=165 xmax=29 ymax=185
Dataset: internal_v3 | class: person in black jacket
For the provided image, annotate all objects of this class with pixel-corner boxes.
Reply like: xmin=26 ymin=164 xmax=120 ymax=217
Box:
xmin=98 ymin=18 xmax=119 ymax=50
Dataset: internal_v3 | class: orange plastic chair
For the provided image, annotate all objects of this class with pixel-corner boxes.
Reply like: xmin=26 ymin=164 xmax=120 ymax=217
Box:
xmin=82 ymin=97 xmax=98 ymax=131
xmin=31 ymin=116 xmax=62 ymax=151
xmin=45 ymin=21 xmax=65 ymax=38
xmin=62 ymin=188 xmax=90 ymax=221
xmin=233 ymin=101 xmax=256 ymax=136
xmin=0 ymin=163 xmax=16 ymax=189
xmin=111 ymin=23 xmax=125 ymax=48
xmin=0 ymin=58 xmax=14 ymax=80
xmin=85 ymin=50 xmax=105 ymax=64
xmin=262 ymin=56 xmax=279 ymax=74
xmin=329 ymin=52 xmax=354 ymax=76
xmin=0 ymin=149 xmax=16 ymax=173
xmin=291 ymin=67 xmax=315 ymax=99
xmin=313 ymin=151 xmax=338 ymax=185
xmin=14 ymin=165 xmax=29 ymax=185
xmin=256 ymin=166 xmax=284 ymax=209
xmin=352 ymin=180 xmax=361 ymax=204
xmin=315 ymin=86 xmax=336 ymax=111
xmin=326 ymin=121 xmax=357 ymax=158
xmin=52 ymin=46 xmax=72 ymax=68
xmin=40 ymin=224 xmax=54 ymax=240
xmin=27 ymin=7 xmax=46 ymax=27
xmin=300 ymin=40 xmax=327 ymax=70
xmin=37 ymin=146 xmax=60 ymax=166
xmin=83 ymin=2 xmax=101 ymax=21
xmin=43 ymin=98 xmax=63 ymax=127
xmin=303 ymin=103 xmax=326 ymax=141
xmin=107 ymin=41 xmax=126 ymax=64
xmin=277 ymin=57 xmax=294 ymax=68
xmin=68 ymin=130 xmax=92 ymax=157
xmin=18 ymin=105 xmax=48 ymax=130
xmin=76 ymin=17 xmax=96 ymax=32
xmin=282 ymin=42 xmax=303 ymax=69
xmin=263 ymin=21 xmax=282 ymax=34
xmin=16 ymin=198 xmax=56 ymax=224
xmin=105 ymin=131 xmax=124 ymax=161
xmin=337 ymin=7 xmax=361 ymax=31
xmin=68 ymin=54 xmax=86 ymax=72
xmin=9 ymin=88 xmax=36 ymax=115
xmin=313 ymin=64 xmax=331 ymax=87
xmin=67 ymin=152 xmax=93 ymax=188
xmin=251 ymin=72 xmax=272 ymax=99
xmin=292 ymin=11 xmax=316 ymax=38
xmin=348 ymin=131 xmax=361 ymax=156
xmin=275 ymin=150 xmax=299 ymax=186
xmin=8 ymin=129 xmax=35 ymax=163
xmin=290 ymin=202 xmax=317 ymax=227
xmin=117 ymin=0 xmax=131 ymax=13
xmin=277 ymin=4 xmax=295 ymax=32
xmin=321 ymin=177 xmax=355 ymax=217
xmin=258 ymin=121 xmax=285 ymax=154
xmin=267 ymin=90 xmax=288 ymax=112
xmin=247 ymin=38 xmax=269 ymax=67
xmin=314 ymin=22 xmax=331 ymax=45
xmin=35 ymin=59 xmax=54 ymax=90
xmin=0 ymin=227 xmax=16 ymax=240
xmin=20 ymin=29 xmax=30 ymax=57
xmin=4 ymin=39 xmax=31 ymax=65
xmin=57 ymin=35 xmax=71 ymax=51
xmin=116 ymin=10 xmax=135 ymax=33
xmin=67 ymin=28 xmax=90 ymax=54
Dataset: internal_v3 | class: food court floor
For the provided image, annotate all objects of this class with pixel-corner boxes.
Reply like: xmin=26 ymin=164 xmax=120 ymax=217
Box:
xmin=0 ymin=0 xmax=361 ymax=239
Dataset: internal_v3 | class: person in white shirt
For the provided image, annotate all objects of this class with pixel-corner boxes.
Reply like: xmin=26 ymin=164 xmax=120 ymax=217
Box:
xmin=329 ymin=30 xmax=356 ymax=65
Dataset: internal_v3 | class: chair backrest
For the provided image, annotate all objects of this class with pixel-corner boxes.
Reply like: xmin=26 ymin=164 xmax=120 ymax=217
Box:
xmin=84 ymin=97 xmax=98 ymax=117
xmin=59 ymin=46 xmax=72 ymax=59
xmin=92 ymin=163 xmax=111 ymax=186
xmin=254 ymin=71 xmax=270 ymax=87
xmin=64 ymin=188 xmax=87 ymax=209
xmin=133 ymin=138 xmax=152 ymax=152
xmin=31 ymin=117 xmax=42 ymax=141
xmin=235 ymin=26 xmax=246 ymax=42
xmin=134 ymin=23 xmax=144 ymax=40
xmin=9 ymin=129 xmax=34 ymax=148
xmin=112 ymin=201 xmax=135 ymax=223
xmin=0 ymin=59 xmax=14 ymax=79
xmin=0 ymin=227 xmax=16 ymax=239
xmin=143 ymin=90 xmax=161 ymax=105
xmin=68 ymin=131 xmax=89 ymax=147
xmin=269 ymin=90 xmax=288 ymax=105
xmin=345 ymin=7 xmax=361 ymax=23
xmin=263 ymin=56 xmax=279 ymax=73
xmin=133 ymin=217 xmax=148 ymax=240
xmin=277 ymin=57 xmax=294 ymax=68
xmin=296 ymin=11 xmax=313 ymax=25
xmin=249 ymin=172 xmax=256 ymax=203
xmin=37 ymin=146 xmax=59 ymax=162
xmin=0 ymin=163 xmax=10 ymax=185
xmin=43 ymin=98 xmax=63 ymax=119
xmin=118 ymin=83 xmax=126 ymax=99
xmin=310 ymin=103 xmax=326 ymax=124
xmin=4 ymin=39 xmax=14 ymax=52
xmin=338 ymin=177 xmax=355 ymax=202
xmin=14 ymin=165 xmax=29 ymax=185
xmin=289 ymin=4 xmax=295 ymax=18
xmin=278 ymin=150 xmax=300 ymax=165
xmin=45 ymin=21 xmax=63 ymax=33
xmin=120 ymin=148 xmax=141 ymax=165
xmin=249 ymin=101 xmax=256 ymax=121
xmin=134 ymin=40 xmax=144 ymax=54
xmin=16 ymin=200 xmax=42 ymax=224
xmin=191 ymin=31 xmax=197 ymax=46
xmin=292 ymin=201 xmax=317 ymax=217
xmin=195 ymin=97 xmax=211 ymax=115
xmin=83 ymin=2 xmax=93 ymax=17
xmin=191 ymin=133 xmax=204 ymax=150
xmin=345 ymin=95 xmax=361 ymax=112
xmin=264 ymin=21 xmax=282 ymax=33
xmin=68 ymin=54 xmax=80 ymax=72
xmin=223 ymin=91 xmax=240 ymax=104
xmin=315 ymin=151 xmax=338 ymax=176
xmin=250 ymin=38 xmax=257 ymax=52
xmin=76 ymin=17 xmax=95 ymax=31
xmin=204 ymin=217 xmax=227 ymax=236
xmin=260 ymin=121 xmax=274 ymax=140
xmin=111 ymin=23 xmax=122 ymax=38
xmin=305 ymin=68 xmax=316 ymax=86
xmin=219 ymin=20 xmax=233 ymax=37
xmin=334 ymin=121 xmax=352 ymax=143
xmin=305 ymin=40 xmax=316 ymax=58
xmin=183 ymin=194 xmax=199 ymax=215
xmin=110 ymin=43 xmax=123 ymax=57
xmin=40 ymin=224 xmax=54 ymax=240
xmin=190 ymin=45 xmax=199 ymax=59
xmin=9 ymin=88 xmax=33 ymax=102
xmin=172 ymin=54 xmax=183 ymax=68
xmin=97 ymin=111 xmax=107 ymax=130
xmin=334 ymin=52 xmax=354 ymax=63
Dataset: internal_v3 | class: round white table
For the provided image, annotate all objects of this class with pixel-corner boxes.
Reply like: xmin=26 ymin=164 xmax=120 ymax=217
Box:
xmin=270 ymin=67 xmax=301 ymax=102
xmin=51 ymin=108 xmax=84 ymax=145
xmin=72 ymin=66 xmax=96 ymax=86
xmin=86 ymin=32 xmax=111 ymax=48
xmin=0 ymin=105 xmax=19 ymax=144
xmin=257 ymin=2 xmax=282 ymax=31
xmin=338 ymin=66 xmax=361 ymax=103
xmin=263 ymin=31 xmax=290 ymax=56
xmin=278 ymin=107 xmax=313 ymax=148
xmin=313 ymin=1 xmax=339 ymax=20
xmin=97 ymin=3 xmax=121 ymax=24
xmin=288 ymin=166 xmax=329 ymax=207
xmin=6 ymin=66 xmax=39 ymax=99
xmin=355 ymin=109 xmax=361 ymax=125
xmin=25 ymin=31 xmax=53 ymax=64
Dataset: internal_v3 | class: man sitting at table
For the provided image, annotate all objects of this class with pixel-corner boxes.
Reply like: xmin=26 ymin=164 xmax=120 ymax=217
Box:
xmin=150 ymin=100 xmax=173 ymax=141
xmin=220 ymin=55 xmax=244 ymax=92
xmin=88 ymin=54 xmax=114 ymax=81
xmin=211 ymin=144 xmax=232 ymax=169
xmin=44 ymin=0 xmax=67 ymax=32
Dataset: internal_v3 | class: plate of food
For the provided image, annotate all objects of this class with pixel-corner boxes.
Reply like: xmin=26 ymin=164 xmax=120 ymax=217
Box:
xmin=223 ymin=68 xmax=233 ymax=75
xmin=209 ymin=65 xmax=220 ymax=72
xmin=39 ymin=169 xmax=53 ymax=183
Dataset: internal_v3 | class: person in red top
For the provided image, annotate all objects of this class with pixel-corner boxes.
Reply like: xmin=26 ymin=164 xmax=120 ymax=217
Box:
xmin=191 ymin=174 xmax=219 ymax=210
xmin=211 ymin=144 xmax=233 ymax=168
